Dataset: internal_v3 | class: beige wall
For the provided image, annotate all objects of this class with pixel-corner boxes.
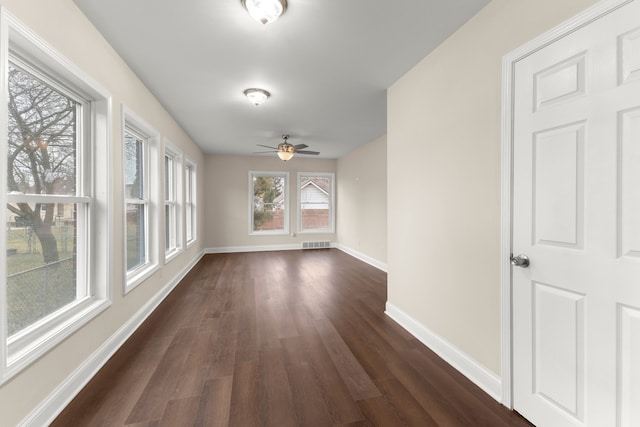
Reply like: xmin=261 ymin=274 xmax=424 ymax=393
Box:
xmin=337 ymin=135 xmax=387 ymax=265
xmin=387 ymin=0 xmax=599 ymax=376
xmin=204 ymin=155 xmax=337 ymax=249
xmin=0 ymin=0 xmax=205 ymax=425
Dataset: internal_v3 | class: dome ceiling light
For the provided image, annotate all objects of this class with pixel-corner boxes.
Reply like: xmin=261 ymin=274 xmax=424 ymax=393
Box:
xmin=241 ymin=0 xmax=287 ymax=25
xmin=244 ymin=88 xmax=270 ymax=106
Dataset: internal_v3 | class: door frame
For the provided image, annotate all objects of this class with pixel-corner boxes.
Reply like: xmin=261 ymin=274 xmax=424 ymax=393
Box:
xmin=499 ymin=0 xmax=634 ymax=409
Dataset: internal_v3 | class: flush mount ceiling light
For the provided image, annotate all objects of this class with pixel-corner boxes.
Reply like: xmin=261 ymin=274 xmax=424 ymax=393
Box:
xmin=244 ymin=88 xmax=270 ymax=106
xmin=241 ymin=0 xmax=287 ymax=25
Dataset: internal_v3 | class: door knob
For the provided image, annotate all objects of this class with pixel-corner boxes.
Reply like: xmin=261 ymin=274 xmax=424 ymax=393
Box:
xmin=510 ymin=254 xmax=530 ymax=268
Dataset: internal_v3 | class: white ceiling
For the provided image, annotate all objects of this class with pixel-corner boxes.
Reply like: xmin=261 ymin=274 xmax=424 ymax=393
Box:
xmin=72 ymin=0 xmax=489 ymax=158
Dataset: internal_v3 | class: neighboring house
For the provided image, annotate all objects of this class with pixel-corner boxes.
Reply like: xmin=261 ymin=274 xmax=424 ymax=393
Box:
xmin=300 ymin=178 xmax=329 ymax=210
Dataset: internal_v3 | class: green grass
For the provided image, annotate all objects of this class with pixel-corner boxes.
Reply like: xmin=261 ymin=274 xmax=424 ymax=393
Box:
xmin=6 ymin=226 xmax=74 ymax=275
xmin=7 ymin=258 xmax=75 ymax=334
xmin=5 ymin=222 xmax=146 ymax=335
xmin=5 ymin=226 xmax=76 ymax=335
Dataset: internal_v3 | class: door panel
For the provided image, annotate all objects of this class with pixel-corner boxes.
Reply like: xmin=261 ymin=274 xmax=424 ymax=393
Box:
xmin=512 ymin=1 xmax=640 ymax=426
xmin=533 ymin=282 xmax=585 ymax=420
xmin=619 ymin=107 xmax=640 ymax=258
xmin=618 ymin=304 xmax=640 ymax=427
xmin=619 ymin=27 xmax=640 ymax=84
xmin=533 ymin=122 xmax=584 ymax=248
xmin=534 ymin=53 xmax=586 ymax=111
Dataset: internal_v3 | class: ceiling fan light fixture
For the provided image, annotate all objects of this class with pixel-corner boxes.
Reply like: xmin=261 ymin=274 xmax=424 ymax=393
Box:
xmin=244 ymin=88 xmax=270 ymax=106
xmin=241 ymin=0 xmax=287 ymax=25
xmin=277 ymin=150 xmax=294 ymax=161
xmin=277 ymin=141 xmax=295 ymax=161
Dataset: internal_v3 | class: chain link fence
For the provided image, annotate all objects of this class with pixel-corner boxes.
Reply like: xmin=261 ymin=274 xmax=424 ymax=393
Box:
xmin=7 ymin=257 xmax=75 ymax=335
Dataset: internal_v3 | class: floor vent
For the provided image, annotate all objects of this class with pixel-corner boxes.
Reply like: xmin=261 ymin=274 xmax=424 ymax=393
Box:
xmin=302 ymin=241 xmax=331 ymax=249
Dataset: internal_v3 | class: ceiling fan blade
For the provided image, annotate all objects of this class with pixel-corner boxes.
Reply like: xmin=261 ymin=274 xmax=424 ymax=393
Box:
xmin=256 ymin=144 xmax=279 ymax=150
xmin=252 ymin=150 xmax=277 ymax=154
xmin=293 ymin=144 xmax=308 ymax=150
xmin=296 ymin=150 xmax=320 ymax=155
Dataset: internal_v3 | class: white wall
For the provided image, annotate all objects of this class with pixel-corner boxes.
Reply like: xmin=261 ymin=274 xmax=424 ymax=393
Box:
xmin=0 ymin=1 xmax=205 ymax=425
xmin=337 ymin=135 xmax=387 ymax=267
xmin=204 ymin=155 xmax=337 ymax=250
xmin=387 ymin=0 xmax=600 ymax=378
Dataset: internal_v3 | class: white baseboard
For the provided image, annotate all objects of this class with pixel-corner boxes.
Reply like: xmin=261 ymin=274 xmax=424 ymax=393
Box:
xmin=206 ymin=244 xmax=304 ymax=254
xmin=20 ymin=251 xmax=205 ymax=427
xmin=335 ymin=244 xmax=388 ymax=272
xmin=384 ymin=302 xmax=502 ymax=402
xmin=206 ymin=244 xmax=388 ymax=274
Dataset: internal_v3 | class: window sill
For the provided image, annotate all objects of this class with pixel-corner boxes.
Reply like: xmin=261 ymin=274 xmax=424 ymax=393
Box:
xmin=2 ymin=297 xmax=111 ymax=384
xmin=249 ymin=230 xmax=290 ymax=236
xmin=124 ymin=263 xmax=160 ymax=295
xmin=298 ymin=229 xmax=336 ymax=235
xmin=164 ymin=247 xmax=183 ymax=264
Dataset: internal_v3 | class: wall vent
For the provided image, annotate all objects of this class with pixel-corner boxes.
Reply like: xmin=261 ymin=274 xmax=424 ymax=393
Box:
xmin=302 ymin=241 xmax=331 ymax=249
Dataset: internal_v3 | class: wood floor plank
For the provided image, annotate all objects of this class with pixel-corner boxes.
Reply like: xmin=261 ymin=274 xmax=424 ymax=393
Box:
xmin=258 ymin=347 xmax=297 ymax=427
xmin=281 ymin=336 xmax=340 ymax=426
xmin=400 ymin=347 xmax=531 ymax=427
xmin=157 ymin=397 xmax=200 ymax=427
xmin=387 ymin=358 xmax=476 ymax=426
xmin=125 ymin=327 xmax=199 ymax=424
xmin=228 ymin=361 xmax=261 ymax=427
xmin=205 ymin=310 xmax=239 ymax=379
xmin=234 ymin=305 xmax=258 ymax=364
xmin=171 ymin=326 xmax=218 ymax=399
xmin=296 ymin=326 xmax=366 ymax=424
xmin=314 ymin=317 xmax=381 ymax=401
xmin=51 ymin=334 xmax=172 ymax=426
xmin=366 ymin=377 xmax=439 ymax=426
xmin=51 ymin=250 xmax=532 ymax=427
xmin=255 ymin=298 xmax=298 ymax=348
xmin=194 ymin=377 xmax=233 ymax=427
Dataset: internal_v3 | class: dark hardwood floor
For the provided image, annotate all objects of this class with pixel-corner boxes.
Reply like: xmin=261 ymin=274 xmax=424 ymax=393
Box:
xmin=52 ymin=249 xmax=532 ymax=427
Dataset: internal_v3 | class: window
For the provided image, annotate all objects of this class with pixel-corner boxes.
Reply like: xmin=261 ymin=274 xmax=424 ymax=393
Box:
xmin=185 ymin=159 xmax=196 ymax=246
xmin=297 ymin=173 xmax=335 ymax=233
xmin=250 ymin=171 xmax=289 ymax=235
xmin=123 ymin=107 xmax=159 ymax=292
xmin=1 ymin=12 xmax=111 ymax=382
xmin=164 ymin=140 xmax=182 ymax=261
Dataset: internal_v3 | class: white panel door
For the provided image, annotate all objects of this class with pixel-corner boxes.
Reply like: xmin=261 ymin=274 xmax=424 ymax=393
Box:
xmin=512 ymin=1 xmax=640 ymax=426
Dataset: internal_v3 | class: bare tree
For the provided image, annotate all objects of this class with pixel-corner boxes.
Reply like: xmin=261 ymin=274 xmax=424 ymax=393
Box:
xmin=253 ymin=176 xmax=283 ymax=229
xmin=7 ymin=63 xmax=77 ymax=264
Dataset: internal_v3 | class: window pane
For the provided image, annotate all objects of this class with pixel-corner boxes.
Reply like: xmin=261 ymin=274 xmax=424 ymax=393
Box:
xmin=300 ymin=177 xmax=331 ymax=230
xmin=126 ymin=203 xmax=146 ymax=271
xmin=186 ymin=204 xmax=193 ymax=242
xmin=6 ymin=203 xmax=78 ymax=335
xmin=252 ymin=175 xmax=285 ymax=232
xmin=124 ymin=133 xmax=144 ymax=199
xmin=185 ymin=165 xmax=194 ymax=243
xmin=164 ymin=155 xmax=172 ymax=201
xmin=165 ymin=204 xmax=172 ymax=250
xmin=7 ymin=63 xmax=77 ymax=196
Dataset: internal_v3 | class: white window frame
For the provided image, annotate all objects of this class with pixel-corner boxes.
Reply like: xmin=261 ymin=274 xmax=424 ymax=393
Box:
xmin=122 ymin=106 xmax=160 ymax=293
xmin=249 ymin=171 xmax=289 ymax=235
xmin=297 ymin=172 xmax=336 ymax=234
xmin=0 ymin=11 xmax=112 ymax=383
xmin=163 ymin=139 xmax=183 ymax=262
xmin=185 ymin=158 xmax=197 ymax=247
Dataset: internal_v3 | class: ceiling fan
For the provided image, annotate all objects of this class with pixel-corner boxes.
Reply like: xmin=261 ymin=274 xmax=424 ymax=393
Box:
xmin=254 ymin=134 xmax=320 ymax=161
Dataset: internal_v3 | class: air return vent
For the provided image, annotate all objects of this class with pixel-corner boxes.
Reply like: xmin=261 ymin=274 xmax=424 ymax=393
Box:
xmin=302 ymin=241 xmax=331 ymax=249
